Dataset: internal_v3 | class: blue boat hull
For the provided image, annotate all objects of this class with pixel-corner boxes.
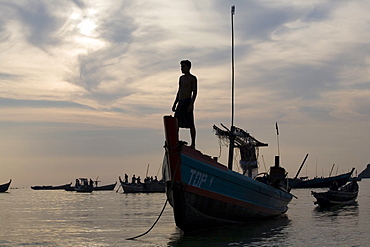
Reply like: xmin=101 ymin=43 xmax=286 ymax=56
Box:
xmin=163 ymin=116 xmax=292 ymax=233
xmin=289 ymin=169 xmax=354 ymax=189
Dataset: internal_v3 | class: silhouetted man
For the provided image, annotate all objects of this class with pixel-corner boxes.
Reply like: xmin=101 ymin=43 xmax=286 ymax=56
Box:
xmin=172 ymin=60 xmax=197 ymax=148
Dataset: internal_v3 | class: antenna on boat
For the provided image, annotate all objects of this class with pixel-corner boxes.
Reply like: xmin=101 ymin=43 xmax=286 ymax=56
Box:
xmin=227 ymin=5 xmax=236 ymax=170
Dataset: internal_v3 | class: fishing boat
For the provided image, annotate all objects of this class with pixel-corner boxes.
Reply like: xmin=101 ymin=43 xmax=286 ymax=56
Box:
xmin=74 ymin=178 xmax=94 ymax=193
xmin=288 ymin=168 xmax=354 ymax=189
xmin=0 ymin=179 xmax=11 ymax=192
xmin=31 ymin=183 xmax=72 ymax=190
xmin=163 ymin=116 xmax=293 ymax=233
xmin=312 ymin=180 xmax=359 ymax=207
xmin=118 ymin=176 xmax=165 ymax=193
xmin=94 ymin=182 xmax=117 ymax=191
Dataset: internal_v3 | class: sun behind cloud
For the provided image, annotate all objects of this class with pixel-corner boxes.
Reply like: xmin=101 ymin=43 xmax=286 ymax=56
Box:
xmin=77 ymin=18 xmax=96 ymax=36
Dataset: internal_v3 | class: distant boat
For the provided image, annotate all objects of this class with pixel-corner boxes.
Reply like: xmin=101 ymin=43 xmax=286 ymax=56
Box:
xmin=162 ymin=116 xmax=293 ymax=233
xmin=74 ymin=178 xmax=94 ymax=193
xmin=312 ymin=180 xmax=359 ymax=207
xmin=358 ymin=163 xmax=370 ymax=179
xmin=118 ymin=176 xmax=165 ymax=193
xmin=94 ymin=182 xmax=117 ymax=191
xmin=64 ymin=179 xmax=116 ymax=192
xmin=289 ymin=168 xmax=354 ymax=189
xmin=0 ymin=179 xmax=11 ymax=193
xmin=31 ymin=183 xmax=72 ymax=190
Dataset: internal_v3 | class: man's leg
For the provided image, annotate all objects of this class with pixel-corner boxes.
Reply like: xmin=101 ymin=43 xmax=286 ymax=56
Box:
xmin=190 ymin=126 xmax=196 ymax=148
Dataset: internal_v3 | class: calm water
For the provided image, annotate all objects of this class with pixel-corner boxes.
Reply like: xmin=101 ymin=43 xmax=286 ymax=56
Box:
xmin=1 ymin=180 xmax=369 ymax=246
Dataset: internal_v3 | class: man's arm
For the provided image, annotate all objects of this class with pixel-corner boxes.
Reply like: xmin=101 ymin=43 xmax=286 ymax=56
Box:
xmin=172 ymin=93 xmax=179 ymax=112
xmin=188 ymin=76 xmax=197 ymax=111
xmin=172 ymin=86 xmax=180 ymax=112
xmin=191 ymin=76 xmax=197 ymax=104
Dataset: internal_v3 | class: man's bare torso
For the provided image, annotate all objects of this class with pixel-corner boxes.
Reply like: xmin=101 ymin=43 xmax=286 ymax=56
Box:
xmin=179 ymin=74 xmax=197 ymax=100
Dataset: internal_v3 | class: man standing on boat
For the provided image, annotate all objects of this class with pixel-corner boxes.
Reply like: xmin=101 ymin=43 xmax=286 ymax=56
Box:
xmin=172 ymin=60 xmax=197 ymax=148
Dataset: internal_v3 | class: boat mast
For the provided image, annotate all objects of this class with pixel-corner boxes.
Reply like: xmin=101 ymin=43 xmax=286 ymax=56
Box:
xmin=227 ymin=5 xmax=236 ymax=170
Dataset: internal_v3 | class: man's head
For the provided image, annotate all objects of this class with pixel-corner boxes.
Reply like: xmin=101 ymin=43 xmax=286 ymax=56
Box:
xmin=180 ymin=60 xmax=191 ymax=73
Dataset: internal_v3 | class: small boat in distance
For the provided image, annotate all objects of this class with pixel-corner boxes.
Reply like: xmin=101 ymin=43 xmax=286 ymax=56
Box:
xmin=289 ymin=168 xmax=354 ymax=189
xmin=74 ymin=178 xmax=94 ymax=193
xmin=65 ymin=179 xmax=116 ymax=191
xmin=94 ymin=182 xmax=117 ymax=191
xmin=0 ymin=179 xmax=11 ymax=193
xmin=31 ymin=183 xmax=72 ymax=190
xmin=312 ymin=180 xmax=359 ymax=207
xmin=118 ymin=176 xmax=165 ymax=193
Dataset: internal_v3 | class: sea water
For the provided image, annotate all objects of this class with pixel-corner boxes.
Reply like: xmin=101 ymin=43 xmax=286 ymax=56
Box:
xmin=0 ymin=180 xmax=369 ymax=246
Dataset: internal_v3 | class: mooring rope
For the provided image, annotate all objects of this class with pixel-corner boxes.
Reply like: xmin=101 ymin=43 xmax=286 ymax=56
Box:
xmin=126 ymin=199 xmax=168 ymax=240
xmin=126 ymin=143 xmax=181 ymax=240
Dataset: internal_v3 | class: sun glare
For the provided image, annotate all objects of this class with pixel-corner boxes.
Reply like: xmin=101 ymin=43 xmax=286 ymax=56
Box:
xmin=77 ymin=19 xmax=96 ymax=36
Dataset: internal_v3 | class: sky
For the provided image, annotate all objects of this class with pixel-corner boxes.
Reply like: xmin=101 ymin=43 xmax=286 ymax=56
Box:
xmin=1 ymin=0 xmax=370 ymax=188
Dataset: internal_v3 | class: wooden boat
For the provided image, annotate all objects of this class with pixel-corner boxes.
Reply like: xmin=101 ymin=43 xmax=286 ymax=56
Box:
xmin=74 ymin=178 xmax=94 ymax=193
xmin=118 ymin=176 xmax=165 ymax=193
xmin=75 ymin=184 xmax=94 ymax=192
xmin=288 ymin=168 xmax=354 ymax=189
xmin=64 ymin=179 xmax=116 ymax=191
xmin=31 ymin=183 xmax=72 ymax=190
xmin=0 ymin=179 xmax=11 ymax=192
xmin=163 ymin=116 xmax=293 ymax=233
xmin=312 ymin=180 xmax=359 ymax=207
xmin=94 ymin=182 xmax=117 ymax=191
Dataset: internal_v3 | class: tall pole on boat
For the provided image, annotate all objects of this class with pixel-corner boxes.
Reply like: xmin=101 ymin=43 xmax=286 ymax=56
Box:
xmin=231 ymin=5 xmax=235 ymax=128
xmin=146 ymin=164 xmax=150 ymax=178
xmin=329 ymin=163 xmax=335 ymax=177
xmin=275 ymin=122 xmax=280 ymax=156
xmin=227 ymin=5 xmax=236 ymax=170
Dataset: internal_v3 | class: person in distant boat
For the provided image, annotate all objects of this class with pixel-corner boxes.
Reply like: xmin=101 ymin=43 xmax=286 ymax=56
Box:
xmin=131 ymin=175 xmax=136 ymax=184
xmin=124 ymin=173 xmax=128 ymax=183
xmin=172 ymin=60 xmax=198 ymax=148
xmin=137 ymin=176 xmax=141 ymax=184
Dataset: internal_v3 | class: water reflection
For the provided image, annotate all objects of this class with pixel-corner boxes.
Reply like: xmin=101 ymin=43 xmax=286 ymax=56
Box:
xmin=312 ymin=202 xmax=360 ymax=229
xmin=313 ymin=202 xmax=359 ymax=216
xmin=167 ymin=216 xmax=291 ymax=247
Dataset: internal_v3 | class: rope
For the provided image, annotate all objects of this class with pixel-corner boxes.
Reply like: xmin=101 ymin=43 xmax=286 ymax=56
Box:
xmin=126 ymin=199 xmax=168 ymax=240
xmin=126 ymin=143 xmax=181 ymax=240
